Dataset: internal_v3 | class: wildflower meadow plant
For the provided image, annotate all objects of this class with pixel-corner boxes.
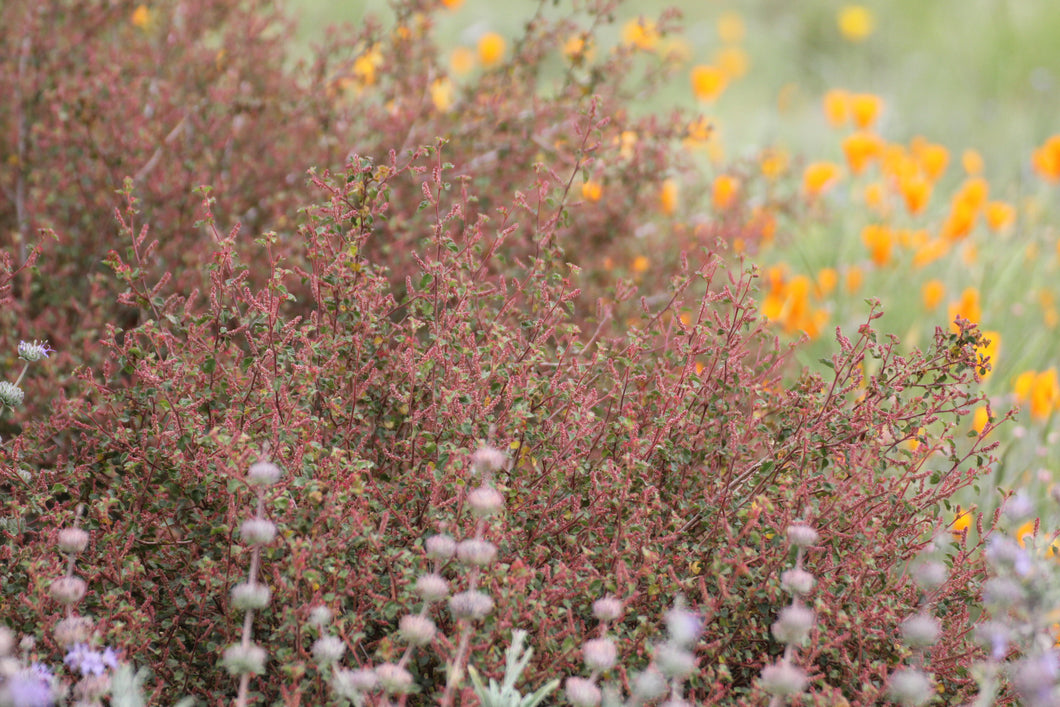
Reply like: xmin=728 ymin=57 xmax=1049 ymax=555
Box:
xmin=0 ymin=0 xmax=1048 ymax=704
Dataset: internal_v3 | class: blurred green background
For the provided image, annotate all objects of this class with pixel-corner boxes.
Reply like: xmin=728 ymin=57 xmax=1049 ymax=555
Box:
xmin=287 ymin=0 xmax=1060 ymax=182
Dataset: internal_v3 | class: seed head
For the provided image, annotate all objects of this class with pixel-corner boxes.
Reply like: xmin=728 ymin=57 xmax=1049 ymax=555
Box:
xmin=786 ymin=523 xmax=819 ymax=548
xmin=471 ymin=446 xmax=506 ymax=475
xmin=0 ymin=627 xmax=13 ymax=657
xmin=222 ymin=643 xmax=268 ymax=676
xmin=592 ymin=596 xmax=624 ymax=623
xmin=307 ymin=605 xmax=333 ymax=629
xmin=901 ymin=613 xmax=941 ymax=649
xmin=414 ymin=573 xmax=450 ymax=603
xmin=565 ymin=677 xmax=602 ymax=707
xmin=0 ymin=382 xmax=24 ymax=408
xmin=583 ymin=637 xmax=617 ymax=672
xmin=240 ymin=518 xmax=277 ymax=546
xmin=398 ymin=614 xmax=437 ymax=646
xmin=456 ymin=538 xmax=497 ymax=567
xmin=759 ymin=661 xmax=808 ymax=697
xmin=467 ymin=486 xmax=504 ymax=517
xmin=247 ymin=461 xmax=282 ymax=487
xmin=772 ymin=604 xmax=815 ymax=645
xmin=311 ymin=636 xmax=346 ymax=666
xmin=631 ymin=666 xmax=668 ymax=700
xmin=375 ymin=662 xmax=413 ymax=694
xmin=887 ymin=668 xmax=934 ymax=706
xmin=57 ymin=528 xmax=89 ymax=555
xmin=230 ymin=582 xmax=272 ymax=611
xmin=664 ymin=600 xmax=702 ymax=647
xmin=448 ymin=590 xmax=494 ymax=621
xmin=54 ymin=616 xmax=94 ymax=648
xmin=780 ymin=568 xmax=816 ymax=595
xmin=654 ymin=643 xmax=696 ymax=680
xmin=910 ymin=559 xmax=948 ymax=591
xmin=50 ymin=576 xmax=87 ymax=606
xmin=332 ymin=668 xmax=378 ymax=698
xmin=425 ymin=534 xmax=456 ymax=560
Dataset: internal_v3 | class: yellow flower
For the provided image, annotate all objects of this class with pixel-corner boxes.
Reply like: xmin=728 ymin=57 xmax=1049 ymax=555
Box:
xmin=760 ymin=148 xmax=789 ymax=180
xmin=430 ymin=78 xmax=454 ymax=112
xmin=716 ymin=12 xmax=746 ymax=44
xmin=1015 ymin=520 xmax=1037 ymax=548
xmin=131 ymin=4 xmax=151 ymax=28
xmin=1032 ymin=135 xmax=1060 ymax=182
xmin=581 ymin=180 xmax=603 ymax=202
xmin=822 ymin=89 xmax=851 ymax=128
xmin=912 ymin=238 xmax=949 ymax=268
xmin=963 ymin=148 xmax=985 ymax=176
xmin=449 ymin=47 xmax=476 ymax=75
xmin=984 ymin=201 xmax=1015 ymax=232
xmin=714 ymin=46 xmax=749 ymax=79
xmin=921 ymin=280 xmax=945 ymax=310
xmin=911 ymin=137 xmax=949 ymax=182
xmin=621 ymin=17 xmax=659 ymax=52
xmin=478 ymin=32 xmax=506 ymax=67
xmin=845 ymin=265 xmax=863 ymax=293
xmin=803 ymin=162 xmax=843 ymax=198
xmin=658 ymin=179 xmax=679 ymax=215
xmin=971 ymin=405 xmax=989 ymax=434
xmin=631 ymin=255 xmax=651 ymax=273
xmin=690 ymin=65 xmax=727 ymax=102
xmin=951 ymin=509 xmax=973 ymax=537
xmin=816 ymin=267 xmax=839 ymax=296
xmin=863 ymin=181 xmax=888 ymax=214
xmin=842 ymin=131 xmax=883 ymax=174
xmin=850 ymin=93 xmax=883 ymax=129
xmin=948 ymin=287 xmax=981 ymax=331
xmin=837 ymin=5 xmax=875 ymax=42
xmin=712 ymin=174 xmax=739 ymax=211
xmin=441 ymin=0 xmax=463 ymax=8
xmin=563 ymin=34 xmax=595 ymax=62
xmin=861 ymin=224 xmax=894 ymax=266
xmin=899 ymin=174 xmax=932 ymax=215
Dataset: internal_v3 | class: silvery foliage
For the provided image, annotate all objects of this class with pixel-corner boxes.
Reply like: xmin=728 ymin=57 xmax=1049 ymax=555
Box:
xmin=467 ymin=630 xmax=560 ymax=707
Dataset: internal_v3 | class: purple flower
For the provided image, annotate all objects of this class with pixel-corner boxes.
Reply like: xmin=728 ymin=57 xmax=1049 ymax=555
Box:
xmin=64 ymin=643 xmax=119 ymax=676
xmin=4 ymin=669 xmax=54 ymax=707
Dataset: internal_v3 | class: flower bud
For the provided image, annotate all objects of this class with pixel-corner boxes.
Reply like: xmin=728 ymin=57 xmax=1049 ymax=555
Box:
xmin=887 ymin=668 xmax=933 ymax=706
xmin=50 ymin=577 xmax=87 ymax=605
xmin=415 ymin=573 xmax=450 ymax=603
xmin=772 ymin=604 xmax=815 ymax=645
xmin=786 ymin=523 xmax=819 ymax=548
xmin=456 ymin=538 xmax=497 ymax=567
xmin=230 ymin=582 xmax=271 ymax=610
xmin=780 ymin=568 xmax=816 ymax=595
xmin=240 ymin=518 xmax=277 ymax=546
xmin=425 ymin=534 xmax=456 ymax=560
xmin=565 ymin=677 xmax=602 ymax=707
xmin=247 ymin=461 xmax=282 ymax=487
xmin=759 ymin=661 xmax=808 ymax=697
xmin=398 ymin=614 xmax=437 ymax=646
xmin=375 ymin=663 xmax=413 ymax=694
xmin=222 ymin=643 xmax=268 ymax=676
xmin=57 ymin=528 xmax=89 ymax=555
xmin=311 ymin=636 xmax=346 ymax=666
xmin=448 ymin=590 xmax=494 ymax=621
xmin=0 ymin=382 xmax=25 ymax=408
xmin=467 ymin=486 xmax=504 ymax=517
xmin=592 ymin=597 xmax=623 ymax=623
xmin=583 ymin=638 xmax=617 ymax=672
xmin=901 ymin=613 xmax=940 ymax=649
